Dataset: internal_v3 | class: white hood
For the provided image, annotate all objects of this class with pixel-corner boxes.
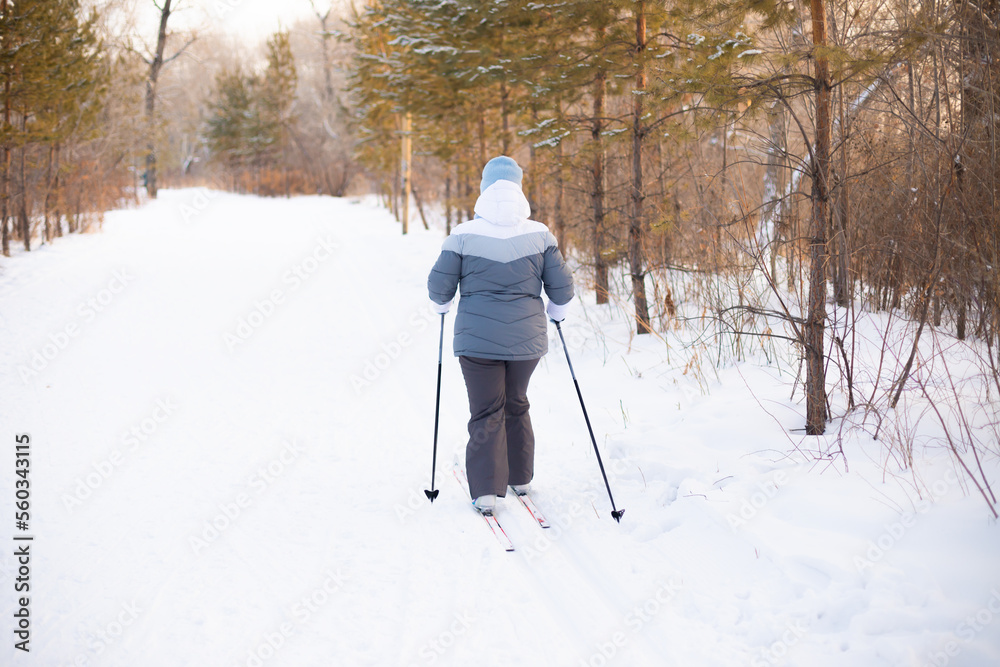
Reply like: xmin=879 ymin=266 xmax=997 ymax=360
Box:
xmin=474 ymin=180 xmax=531 ymax=227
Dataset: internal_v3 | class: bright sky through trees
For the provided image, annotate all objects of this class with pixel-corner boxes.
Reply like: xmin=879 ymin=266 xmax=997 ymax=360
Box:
xmin=91 ymin=0 xmax=343 ymax=43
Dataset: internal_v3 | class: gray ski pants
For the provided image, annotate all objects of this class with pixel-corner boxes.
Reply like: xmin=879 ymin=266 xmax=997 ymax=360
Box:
xmin=459 ymin=356 xmax=540 ymax=499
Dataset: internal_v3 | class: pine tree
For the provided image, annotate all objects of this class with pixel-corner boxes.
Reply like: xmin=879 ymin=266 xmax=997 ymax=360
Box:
xmin=0 ymin=0 xmax=47 ymax=253
xmin=204 ymin=31 xmax=299 ymax=193
xmin=205 ymin=67 xmax=254 ymax=179
xmin=506 ymin=1 xmax=623 ymax=303
xmin=258 ymin=30 xmax=298 ymax=183
xmin=0 ymin=0 xmax=104 ymax=253
xmin=347 ymin=1 xmax=406 ymax=210
xmin=349 ymin=0 xmax=561 ymax=220
xmin=35 ymin=2 xmax=104 ymax=242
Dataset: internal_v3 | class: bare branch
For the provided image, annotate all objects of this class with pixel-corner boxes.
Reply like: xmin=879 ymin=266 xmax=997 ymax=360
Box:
xmin=163 ymin=36 xmax=196 ymax=66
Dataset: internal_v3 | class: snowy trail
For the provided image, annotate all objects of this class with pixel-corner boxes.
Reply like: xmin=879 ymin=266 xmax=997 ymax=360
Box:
xmin=1 ymin=190 xmax=999 ymax=667
xmin=0 ymin=191 xmax=657 ymax=667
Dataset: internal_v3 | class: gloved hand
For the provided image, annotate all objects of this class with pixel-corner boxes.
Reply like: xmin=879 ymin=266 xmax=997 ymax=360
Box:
xmin=546 ymin=300 xmax=569 ymax=323
xmin=431 ymin=299 xmax=452 ymax=315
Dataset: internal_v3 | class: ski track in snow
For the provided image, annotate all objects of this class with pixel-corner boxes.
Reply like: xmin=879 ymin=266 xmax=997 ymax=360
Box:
xmin=0 ymin=189 xmax=998 ymax=667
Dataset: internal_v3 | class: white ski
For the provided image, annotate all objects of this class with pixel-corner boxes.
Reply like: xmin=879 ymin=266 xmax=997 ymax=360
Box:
xmin=509 ymin=486 xmax=550 ymax=529
xmin=453 ymin=467 xmax=515 ymax=552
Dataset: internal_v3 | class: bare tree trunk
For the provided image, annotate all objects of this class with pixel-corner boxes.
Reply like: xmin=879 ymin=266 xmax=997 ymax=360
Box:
xmin=66 ymin=180 xmax=77 ymax=233
xmin=763 ymin=104 xmax=786 ymax=278
xmin=1 ymin=0 xmax=10 ymax=256
xmin=309 ymin=2 xmax=336 ymax=196
xmin=477 ymin=109 xmax=486 ymax=166
xmin=445 ymin=171 xmax=452 ymax=235
xmin=16 ymin=115 xmax=29 ymax=251
xmin=719 ymin=122 xmax=729 ymax=271
xmin=828 ymin=0 xmax=849 ymax=307
xmin=390 ymin=159 xmax=399 ymax=220
xmin=0 ymin=0 xmax=8 ymax=257
xmin=806 ymin=0 xmax=831 ymax=434
xmin=831 ymin=81 xmax=850 ymax=307
xmin=554 ymin=139 xmax=564 ymax=250
xmin=401 ymin=112 xmax=412 ymax=233
xmin=72 ymin=186 xmax=81 ymax=233
xmin=591 ymin=43 xmax=609 ymax=305
xmin=53 ymin=143 xmax=62 ymax=238
xmin=831 ymin=169 xmax=850 ymax=307
xmin=144 ymin=0 xmax=180 ymax=199
xmin=310 ymin=0 xmax=334 ymax=102
xmin=462 ymin=150 xmax=473 ymax=221
xmin=527 ymin=104 xmax=544 ymax=223
xmin=500 ymin=78 xmax=510 ymax=155
xmin=0 ymin=145 xmax=7 ymax=256
xmin=629 ymin=1 xmax=652 ymax=335
xmin=43 ymin=144 xmax=53 ymax=243
xmin=411 ymin=185 xmax=430 ymax=230
xmin=1 ymin=140 xmax=8 ymax=256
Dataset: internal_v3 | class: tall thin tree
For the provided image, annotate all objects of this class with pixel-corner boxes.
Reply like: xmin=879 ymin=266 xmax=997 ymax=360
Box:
xmin=591 ymin=20 xmax=609 ymax=305
xmin=139 ymin=0 xmax=193 ymax=198
xmin=629 ymin=0 xmax=652 ymax=334
xmin=805 ymin=0 xmax=831 ymax=434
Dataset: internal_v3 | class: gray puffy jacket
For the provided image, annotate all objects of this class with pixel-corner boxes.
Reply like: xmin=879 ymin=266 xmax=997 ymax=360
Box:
xmin=428 ymin=180 xmax=574 ymax=361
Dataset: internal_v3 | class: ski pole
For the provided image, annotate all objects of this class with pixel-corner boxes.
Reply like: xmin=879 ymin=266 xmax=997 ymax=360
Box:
xmin=554 ymin=320 xmax=624 ymax=522
xmin=425 ymin=312 xmax=445 ymax=502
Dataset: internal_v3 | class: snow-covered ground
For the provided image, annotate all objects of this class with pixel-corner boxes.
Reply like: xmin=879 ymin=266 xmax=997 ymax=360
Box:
xmin=1 ymin=189 xmax=997 ymax=667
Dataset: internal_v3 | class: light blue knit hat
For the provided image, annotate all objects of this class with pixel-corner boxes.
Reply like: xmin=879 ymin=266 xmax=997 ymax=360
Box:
xmin=480 ymin=156 xmax=523 ymax=193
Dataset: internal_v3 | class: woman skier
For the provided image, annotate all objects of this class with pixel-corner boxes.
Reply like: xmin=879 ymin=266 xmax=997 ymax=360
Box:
xmin=427 ymin=155 xmax=575 ymax=513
